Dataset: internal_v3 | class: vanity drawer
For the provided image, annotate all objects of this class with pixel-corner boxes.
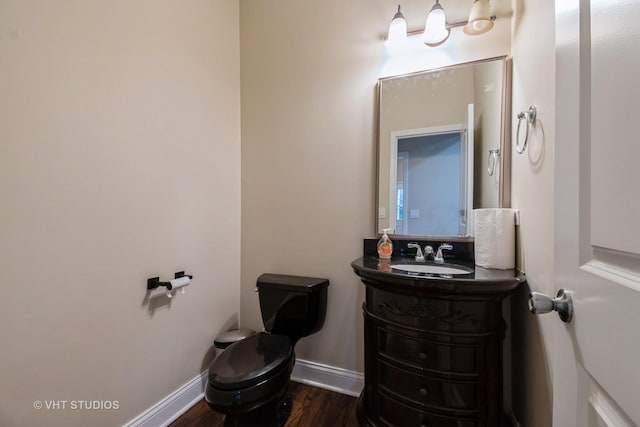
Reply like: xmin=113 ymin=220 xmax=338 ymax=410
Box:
xmin=378 ymin=328 xmax=478 ymax=375
xmin=368 ymin=288 xmax=504 ymax=334
xmin=377 ymin=391 xmax=477 ymax=427
xmin=378 ymin=360 xmax=478 ymax=411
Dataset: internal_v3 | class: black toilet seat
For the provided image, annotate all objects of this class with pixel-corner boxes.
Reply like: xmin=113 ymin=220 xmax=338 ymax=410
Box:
xmin=208 ymin=332 xmax=293 ymax=391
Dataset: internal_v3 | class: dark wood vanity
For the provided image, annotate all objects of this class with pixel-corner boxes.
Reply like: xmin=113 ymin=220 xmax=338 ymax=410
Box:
xmin=369 ymin=53 xmax=515 ymax=426
xmin=352 ymin=256 xmax=524 ymax=427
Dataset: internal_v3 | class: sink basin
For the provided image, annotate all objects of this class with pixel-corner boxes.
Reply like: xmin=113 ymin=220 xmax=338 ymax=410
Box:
xmin=391 ymin=263 xmax=473 ymax=275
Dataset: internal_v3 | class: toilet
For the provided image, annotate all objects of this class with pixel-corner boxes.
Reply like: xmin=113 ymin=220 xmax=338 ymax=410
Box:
xmin=205 ymin=273 xmax=329 ymax=426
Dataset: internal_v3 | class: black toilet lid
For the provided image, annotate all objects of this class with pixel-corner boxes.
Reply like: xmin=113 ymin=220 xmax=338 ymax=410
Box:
xmin=208 ymin=333 xmax=293 ymax=390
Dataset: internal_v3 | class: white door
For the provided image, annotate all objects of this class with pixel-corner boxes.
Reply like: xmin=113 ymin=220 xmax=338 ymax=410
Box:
xmin=553 ymin=0 xmax=640 ymax=425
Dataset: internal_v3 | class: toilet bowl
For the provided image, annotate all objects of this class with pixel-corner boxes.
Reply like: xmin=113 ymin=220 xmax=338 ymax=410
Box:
xmin=205 ymin=273 xmax=329 ymax=427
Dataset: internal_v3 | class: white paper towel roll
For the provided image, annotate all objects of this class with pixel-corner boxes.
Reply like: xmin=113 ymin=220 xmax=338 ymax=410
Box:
xmin=474 ymin=208 xmax=517 ymax=269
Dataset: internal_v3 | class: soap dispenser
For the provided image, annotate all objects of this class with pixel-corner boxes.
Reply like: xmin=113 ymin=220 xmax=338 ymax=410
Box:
xmin=377 ymin=228 xmax=393 ymax=260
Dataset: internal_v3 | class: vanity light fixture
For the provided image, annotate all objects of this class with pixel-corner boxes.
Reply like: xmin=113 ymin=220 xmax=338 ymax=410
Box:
xmin=384 ymin=0 xmax=496 ymax=49
xmin=384 ymin=5 xmax=408 ymax=47
xmin=422 ymin=0 xmax=450 ymax=47
xmin=463 ymin=0 xmax=495 ymax=35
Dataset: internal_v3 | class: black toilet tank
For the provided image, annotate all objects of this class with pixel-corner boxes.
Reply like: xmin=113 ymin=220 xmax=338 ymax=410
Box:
xmin=256 ymin=274 xmax=329 ymax=340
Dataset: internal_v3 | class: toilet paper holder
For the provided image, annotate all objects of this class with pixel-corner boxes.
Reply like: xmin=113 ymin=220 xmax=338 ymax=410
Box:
xmin=147 ymin=271 xmax=193 ymax=290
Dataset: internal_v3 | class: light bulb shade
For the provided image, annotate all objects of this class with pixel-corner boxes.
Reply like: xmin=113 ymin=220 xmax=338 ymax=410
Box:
xmin=385 ymin=5 xmax=408 ymax=47
xmin=463 ymin=0 xmax=494 ymax=35
xmin=422 ymin=1 xmax=450 ymax=47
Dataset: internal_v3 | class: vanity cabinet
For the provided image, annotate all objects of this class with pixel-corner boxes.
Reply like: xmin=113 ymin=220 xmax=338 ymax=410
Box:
xmin=351 ymin=257 xmax=524 ymax=427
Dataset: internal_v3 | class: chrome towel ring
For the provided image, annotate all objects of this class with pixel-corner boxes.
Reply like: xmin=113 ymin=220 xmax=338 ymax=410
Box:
xmin=516 ymin=106 xmax=536 ymax=154
xmin=488 ymin=148 xmax=500 ymax=176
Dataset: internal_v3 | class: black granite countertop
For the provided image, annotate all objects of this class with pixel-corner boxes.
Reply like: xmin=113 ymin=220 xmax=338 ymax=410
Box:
xmin=351 ymin=256 xmax=526 ymax=295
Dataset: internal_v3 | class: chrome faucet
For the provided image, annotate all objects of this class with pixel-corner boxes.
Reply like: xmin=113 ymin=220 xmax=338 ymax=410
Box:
xmin=407 ymin=243 xmax=424 ymax=262
xmin=434 ymin=244 xmax=453 ymax=264
xmin=407 ymin=243 xmax=434 ymax=262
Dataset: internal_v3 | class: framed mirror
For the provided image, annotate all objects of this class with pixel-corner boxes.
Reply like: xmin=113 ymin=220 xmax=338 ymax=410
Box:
xmin=376 ymin=56 xmax=511 ymax=238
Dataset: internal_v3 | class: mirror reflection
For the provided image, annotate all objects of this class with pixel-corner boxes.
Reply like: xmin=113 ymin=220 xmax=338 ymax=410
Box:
xmin=377 ymin=56 xmax=509 ymax=237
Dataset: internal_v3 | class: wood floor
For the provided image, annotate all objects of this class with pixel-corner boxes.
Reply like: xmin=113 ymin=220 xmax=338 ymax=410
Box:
xmin=170 ymin=381 xmax=359 ymax=427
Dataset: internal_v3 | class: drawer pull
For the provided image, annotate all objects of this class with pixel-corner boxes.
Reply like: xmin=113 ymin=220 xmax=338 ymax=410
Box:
xmin=419 ymin=386 xmax=428 ymax=396
xmin=419 ymin=352 xmax=427 ymax=360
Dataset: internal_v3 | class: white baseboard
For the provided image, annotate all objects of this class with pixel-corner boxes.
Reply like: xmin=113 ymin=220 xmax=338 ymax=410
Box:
xmin=291 ymin=359 xmax=364 ymax=397
xmin=124 ymin=360 xmax=363 ymax=426
xmin=124 ymin=371 xmax=207 ymax=427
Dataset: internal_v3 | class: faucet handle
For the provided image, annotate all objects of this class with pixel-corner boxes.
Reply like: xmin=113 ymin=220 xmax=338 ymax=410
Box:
xmin=434 ymin=243 xmax=453 ymax=264
xmin=407 ymin=243 xmax=425 ymax=262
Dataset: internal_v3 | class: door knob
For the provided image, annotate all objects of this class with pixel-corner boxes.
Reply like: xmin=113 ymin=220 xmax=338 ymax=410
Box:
xmin=528 ymin=289 xmax=573 ymax=323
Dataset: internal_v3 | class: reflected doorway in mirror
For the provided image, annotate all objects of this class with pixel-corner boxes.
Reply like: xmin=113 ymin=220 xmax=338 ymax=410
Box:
xmin=388 ymin=116 xmax=473 ymax=237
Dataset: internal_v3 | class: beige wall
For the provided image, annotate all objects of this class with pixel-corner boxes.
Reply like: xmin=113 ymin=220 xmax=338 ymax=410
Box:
xmin=239 ymin=0 xmax=381 ymax=372
xmin=0 ymin=1 xmax=241 ymax=426
xmin=240 ymin=0 xmax=511 ymax=374
xmin=509 ymin=0 xmax=556 ymax=425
